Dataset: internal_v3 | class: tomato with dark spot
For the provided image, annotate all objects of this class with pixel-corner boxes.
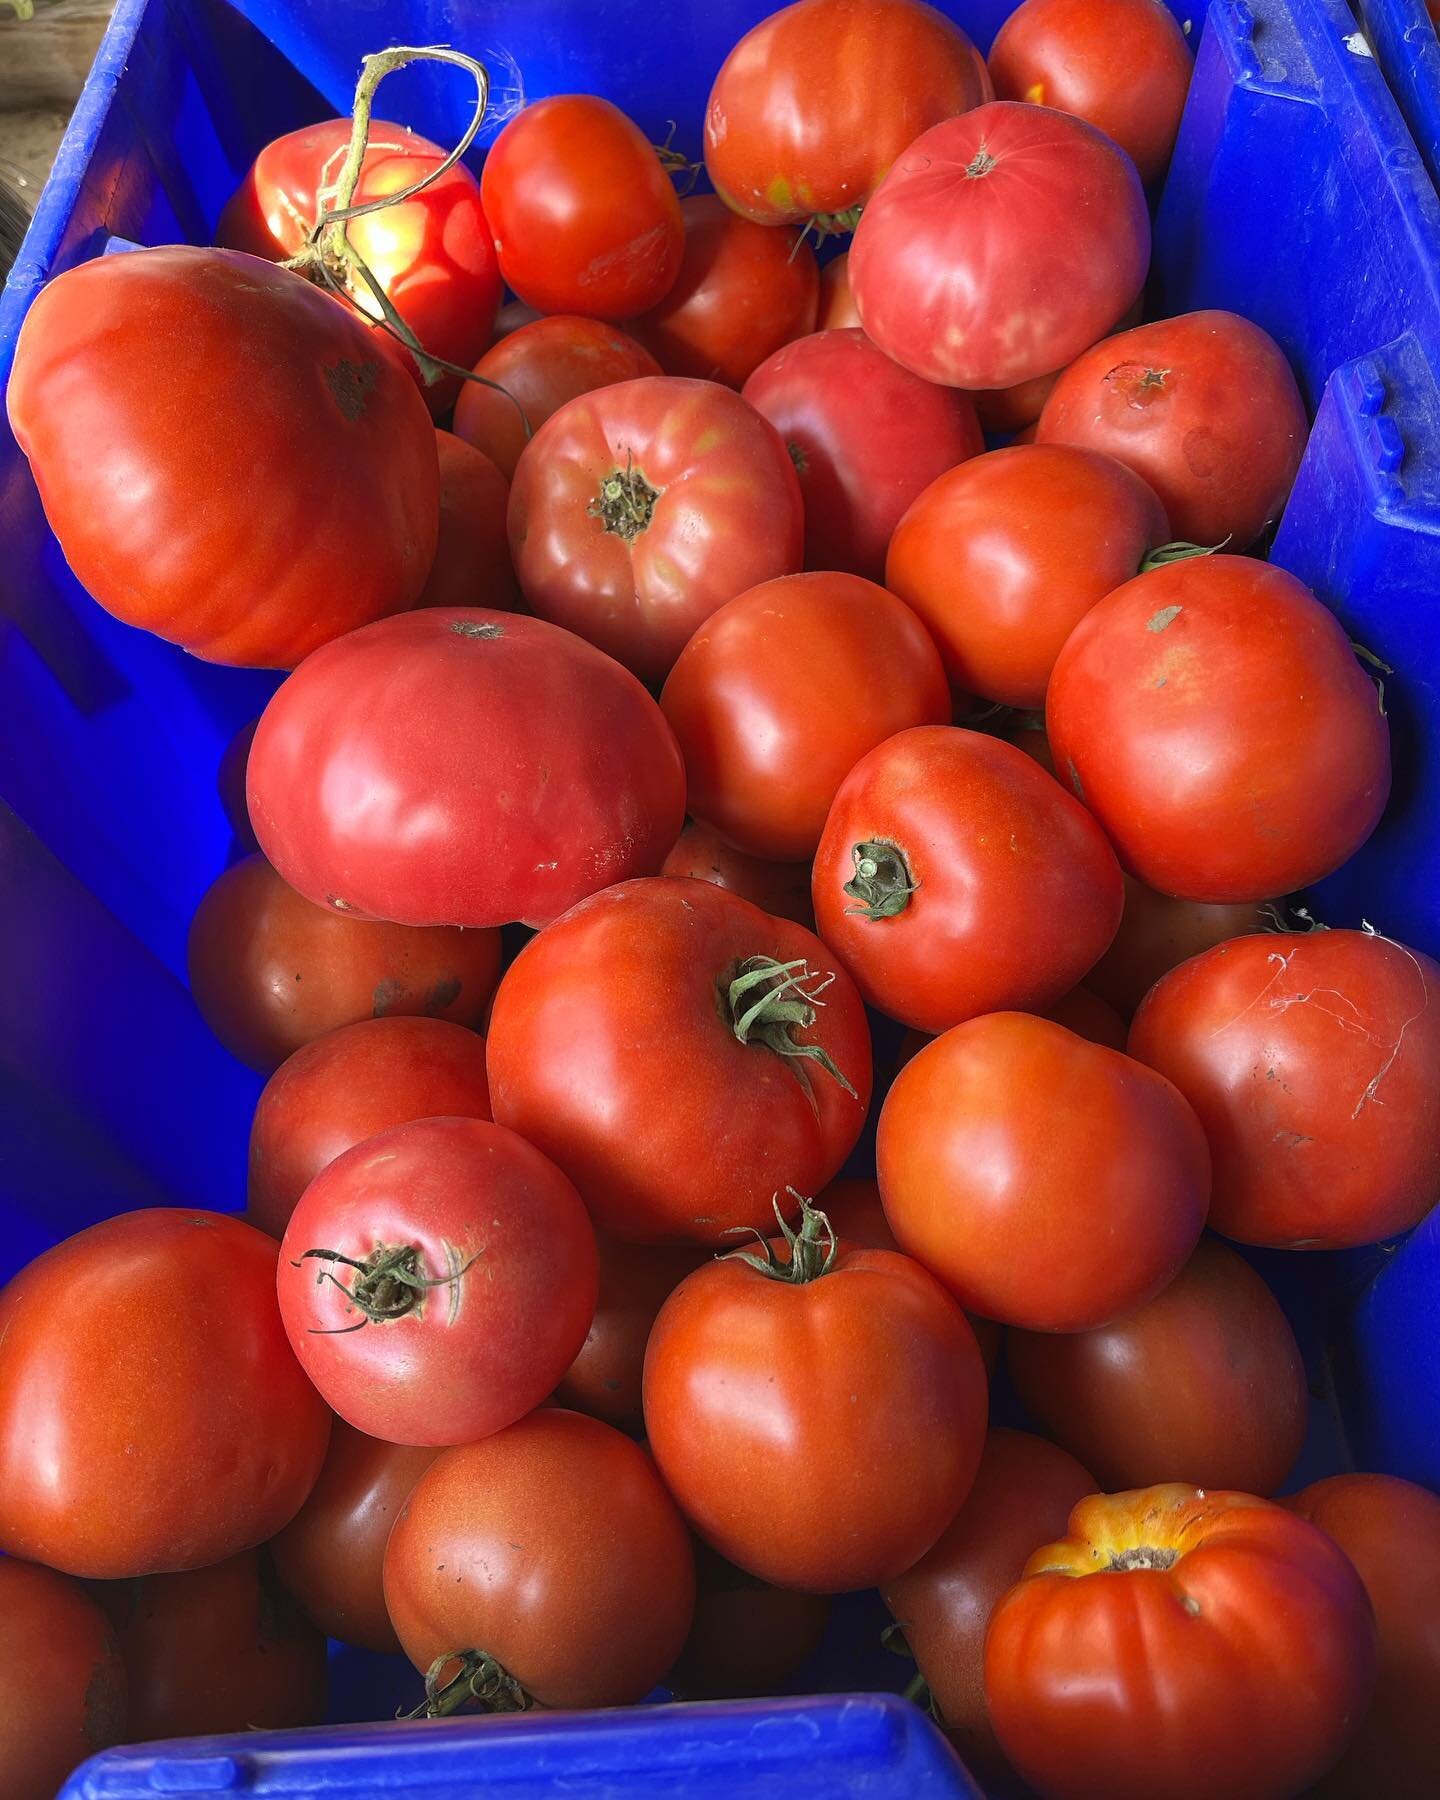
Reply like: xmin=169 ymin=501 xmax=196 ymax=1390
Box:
xmin=555 ymin=1237 xmax=705 ymax=1433
xmin=1085 ymin=872 xmax=1275 ymax=1017
xmin=661 ymin=819 xmax=814 ymax=927
xmin=419 ymin=431 xmax=520 ymax=611
xmin=667 ymin=1542 xmax=832 ymax=1698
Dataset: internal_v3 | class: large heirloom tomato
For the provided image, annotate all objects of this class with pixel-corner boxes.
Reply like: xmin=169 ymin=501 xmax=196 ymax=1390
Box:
xmin=1085 ymin=873 xmax=1274 ymax=1017
xmin=8 ymin=246 xmax=438 ymax=667
xmin=247 ymin=607 xmax=685 ymax=929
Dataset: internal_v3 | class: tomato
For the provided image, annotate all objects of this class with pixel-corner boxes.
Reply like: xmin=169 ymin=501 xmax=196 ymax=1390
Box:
xmin=811 ymin=727 xmax=1123 ymax=1032
xmin=816 ymin=251 xmax=860 ymax=328
xmin=7 ymin=247 xmax=438 ymax=667
xmin=218 ymin=717 xmax=260 ymax=852
xmin=480 ymin=95 xmax=683 ymax=317
xmin=488 ymin=878 xmax=871 ymax=1244
xmin=247 ymin=607 xmax=686 ymax=929
xmin=1044 ymin=985 xmax=1128 ymax=1050
xmin=1085 ymin=873 xmax=1275 ymax=1017
xmin=661 ymin=573 xmax=950 ymax=861
xmin=555 ymin=1236 xmax=704 ymax=1434
xmin=967 ymin=297 xmax=1144 ymax=435
xmin=0 ymin=1209 xmax=329 ymax=1578
xmin=885 ymin=445 xmax=1168 ymax=707
xmin=985 ymin=1486 xmax=1377 ymax=1800
xmin=508 ymin=375 xmax=803 ymax=681
xmin=188 ymin=853 xmax=501 ymax=1074
xmin=667 ymin=1542 xmax=833 ymax=1698
xmin=1283 ymin=1473 xmax=1440 ymax=1800
xmin=742 ymin=329 xmax=983 ymax=581
xmin=418 ymin=431 xmax=520 ymax=611
xmin=1129 ymin=930 xmax=1440 ymax=1248
xmin=492 ymin=298 xmax=541 ymax=339
xmin=384 ymin=1408 xmax=694 ymax=1710
xmin=1046 ymin=556 xmax=1391 ymax=902
xmin=882 ymin=1429 xmax=1095 ymax=1783
xmin=0 ymin=1559 xmax=126 ymax=1800
xmin=644 ymin=1199 xmax=988 ymax=1590
xmin=1036 ymin=310 xmax=1307 ymax=546
xmin=272 ymin=1421 xmax=439 ymax=1653
xmin=878 ymin=1014 xmax=1209 ymax=1330
xmin=849 ymin=103 xmax=1149 ymax=390
xmin=703 ymin=0 xmax=985 ymax=227
xmin=661 ymin=819 xmax=814 ymax=927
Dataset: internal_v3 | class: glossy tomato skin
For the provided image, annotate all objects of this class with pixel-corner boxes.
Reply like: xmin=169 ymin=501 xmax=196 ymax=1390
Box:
xmin=985 ymin=1486 xmax=1377 ymax=1800
xmin=247 ymin=607 xmax=686 ymax=929
xmin=816 ymin=252 xmax=860 ymax=328
xmin=480 ymin=95 xmax=683 ymax=317
xmin=667 ymin=1543 xmax=833 ymax=1699
xmin=555 ymin=1237 xmax=705 ymax=1434
xmin=419 ymin=431 xmax=520 ymax=611
xmin=1047 ymin=556 xmax=1390 ymax=902
xmin=661 ymin=819 xmax=814 ymax=927
xmin=1129 ymin=930 xmax=1440 ymax=1247
xmin=878 ymin=1014 xmax=1209 ymax=1330
xmin=384 ymin=1408 xmax=695 ymax=1708
xmin=743 ymin=329 xmax=984 ymax=581
xmin=0 ymin=1209 xmax=330 ymax=1578
xmin=811 ymin=727 xmax=1123 ymax=1033
xmin=850 ymin=103 xmax=1149 ymax=390
xmin=1085 ymin=872 xmax=1274 ymax=1017
xmin=508 ymin=376 xmax=804 ymax=681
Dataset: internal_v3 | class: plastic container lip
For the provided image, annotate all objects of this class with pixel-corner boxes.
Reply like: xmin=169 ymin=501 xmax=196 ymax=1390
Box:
xmin=1356 ymin=0 xmax=1440 ymax=192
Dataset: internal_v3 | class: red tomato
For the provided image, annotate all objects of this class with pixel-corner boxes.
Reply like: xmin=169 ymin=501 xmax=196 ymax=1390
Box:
xmin=508 ymin=375 xmax=804 ymax=680
xmin=247 ymin=607 xmax=686 ymax=929
xmin=967 ymin=296 xmax=1144 ymax=434
xmin=850 ymin=103 xmax=1149 ymax=389
xmin=1085 ymin=872 xmax=1275 ymax=1017
xmin=1046 ymin=556 xmax=1390 ymax=902
xmin=1036 ymin=310 xmax=1307 ymax=546
xmin=667 ymin=1543 xmax=833 ymax=1699
xmin=811 ymin=727 xmax=1123 ymax=1032
xmin=555 ymin=1237 xmax=705 ymax=1434
xmin=0 ymin=1210 xmax=329 ymax=1577
xmin=742 ymin=329 xmax=984 ymax=581
xmin=703 ymin=0 xmax=986 ymax=226
xmin=384 ymin=1409 xmax=694 ymax=1709
xmin=661 ymin=819 xmax=815 ymax=927
xmin=218 ymin=717 xmax=260 ymax=852
xmin=418 ymin=431 xmax=520 ymax=611
xmin=1129 ymin=930 xmax=1440 ymax=1248
xmin=492 ymin=298 xmax=541 ymax=338
xmin=480 ymin=95 xmax=683 ymax=317
xmin=878 ymin=1014 xmax=1209 ymax=1329
xmin=985 ymin=1486 xmax=1378 ymax=1800
xmin=1044 ymin=985 xmax=1129 ymax=1050
xmin=644 ymin=1200 xmax=988 ymax=1590
xmin=7 ymin=247 xmax=438 ymax=667
xmin=487 ymin=878 xmax=872 ymax=1244
xmin=885 ymin=445 xmax=1168 ymax=706
xmin=816 ymin=251 xmax=860 ymax=328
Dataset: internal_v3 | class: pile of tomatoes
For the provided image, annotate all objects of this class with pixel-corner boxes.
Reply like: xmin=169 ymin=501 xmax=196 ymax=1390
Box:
xmin=3 ymin=0 xmax=1440 ymax=1796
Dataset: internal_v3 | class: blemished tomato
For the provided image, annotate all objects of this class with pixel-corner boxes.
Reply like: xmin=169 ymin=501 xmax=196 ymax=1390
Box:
xmin=1036 ymin=310 xmax=1307 ymax=546
xmin=661 ymin=573 xmax=950 ymax=861
xmin=667 ymin=1542 xmax=833 ymax=1699
xmin=218 ymin=717 xmax=260 ymax=852
xmin=885 ymin=445 xmax=1168 ymax=707
xmin=850 ymin=103 xmax=1149 ymax=390
xmin=187 ymin=853 xmax=502 ymax=1074
xmin=742 ymin=330 xmax=984 ymax=582
xmin=1008 ymin=1235 xmax=1308 ymax=1493
xmin=644 ymin=1200 xmax=988 ymax=1590
xmin=384 ymin=1408 xmax=695 ymax=1710
xmin=555 ymin=1236 xmax=705 ymax=1434
xmin=882 ymin=1429 xmax=1095 ymax=1784
xmin=878 ymin=1014 xmax=1209 ymax=1330
xmin=816 ymin=251 xmax=860 ymax=328
xmin=1283 ymin=1474 xmax=1440 ymax=1800
xmin=480 ymin=95 xmax=684 ymax=318
xmin=1085 ymin=873 xmax=1275 ymax=1017
xmin=278 ymin=1116 xmax=597 ymax=1446
xmin=703 ymin=0 xmax=985 ymax=226
xmin=508 ymin=375 xmax=804 ymax=681
xmin=418 ymin=431 xmax=520 ymax=611
xmin=811 ymin=727 xmax=1123 ymax=1033
xmin=247 ymin=607 xmax=686 ymax=929
xmin=0 ymin=1209 xmax=330 ymax=1578
xmin=7 ymin=247 xmax=438 ymax=667
xmin=1046 ymin=556 xmax=1391 ymax=902
xmin=661 ymin=819 xmax=814 ymax=927
xmin=985 ymin=1486 xmax=1378 ymax=1800
xmin=1129 ymin=930 xmax=1440 ymax=1248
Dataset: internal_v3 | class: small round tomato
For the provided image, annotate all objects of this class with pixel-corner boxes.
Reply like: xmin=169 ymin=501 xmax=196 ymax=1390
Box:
xmin=667 ymin=1542 xmax=833 ymax=1699
xmin=555 ymin=1236 xmax=705 ymax=1434
xmin=418 ymin=431 xmax=519 ymax=611
xmin=661 ymin=819 xmax=814 ymax=926
xmin=816 ymin=251 xmax=860 ymax=328
xmin=218 ymin=717 xmax=260 ymax=852
xmin=985 ymin=1486 xmax=1378 ymax=1800
xmin=1085 ymin=873 xmax=1275 ymax=1017
xmin=480 ymin=95 xmax=683 ymax=317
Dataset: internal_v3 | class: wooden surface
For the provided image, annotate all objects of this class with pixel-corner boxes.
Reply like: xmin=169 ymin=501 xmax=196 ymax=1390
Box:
xmin=0 ymin=1 xmax=111 ymax=184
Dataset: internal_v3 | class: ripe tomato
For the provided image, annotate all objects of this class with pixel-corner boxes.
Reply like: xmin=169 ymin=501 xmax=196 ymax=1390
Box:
xmin=480 ymin=95 xmax=683 ymax=317
xmin=644 ymin=1200 xmax=988 ymax=1590
xmin=508 ymin=375 xmax=804 ymax=681
xmin=555 ymin=1236 xmax=704 ymax=1434
xmin=384 ymin=1408 xmax=694 ymax=1710
xmin=985 ymin=1486 xmax=1378 ymax=1800
xmin=1085 ymin=873 xmax=1274 ymax=1017
xmin=1044 ymin=984 xmax=1129 ymax=1050
xmin=1129 ymin=930 xmax=1440 ymax=1248
xmin=885 ymin=445 xmax=1168 ymax=707
xmin=742 ymin=329 xmax=983 ymax=581
xmin=816 ymin=251 xmax=860 ymax=328
xmin=667 ymin=1542 xmax=833 ymax=1699
xmin=967 ymin=297 xmax=1144 ymax=434
xmin=487 ymin=878 xmax=871 ymax=1244
xmin=850 ymin=103 xmax=1149 ymax=390
xmin=878 ymin=1014 xmax=1209 ymax=1329
xmin=278 ymin=1116 xmax=597 ymax=1446
xmin=247 ymin=607 xmax=686 ymax=929
xmin=811 ymin=727 xmax=1123 ymax=1033
xmin=418 ymin=431 xmax=519 ymax=611
xmin=704 ymin=0 xmax=985 ymax=226
xmin=1036 ymin=310 xmax=1307 ymax=546
xmin=0 ymin=1209 xmax=329 ymax=1577
xmin=1046 ymin=556 xmax=1390 ymax=902
xmin=661 ymin=818 xmax=814 ymax=926
xmin=218 ymin=717 xmax=260 ymax=852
